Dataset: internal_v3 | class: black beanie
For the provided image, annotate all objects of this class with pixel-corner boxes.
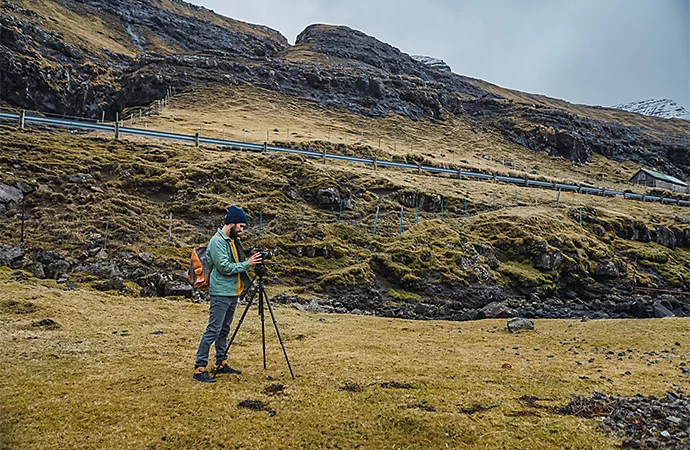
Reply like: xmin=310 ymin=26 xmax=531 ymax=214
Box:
xmin=224 ymin=206 xmax=248 ymax=225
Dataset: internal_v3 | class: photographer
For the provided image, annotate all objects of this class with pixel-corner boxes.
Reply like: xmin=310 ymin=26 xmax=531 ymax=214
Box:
xmin=193 ymin=206 xmax=262 ymax=383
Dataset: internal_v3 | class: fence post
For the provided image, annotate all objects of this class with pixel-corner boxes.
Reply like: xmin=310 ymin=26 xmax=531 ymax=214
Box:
xmin=337 ymin=200 xmax=343 ymax=224
xmin=417 ymin=162 xmax=422 ymax=175
xmin=415 ymin=199 xmax=419 ymax=224
xmin=399 ymin=206 xmax=404 ymax=235
xmin=373 ymin=155 xmax=377 ymax=170
xmin=464 ymin=197 xmax=468 ymax=218
xmin=457 ymin=169 xmax=463 ymax=180
xmin=556 ymin=188 xmax=561 ymax=208
xmin=20 ymin=200 xmax=25 ymax=242
xmin=441 ymin=198 xmax=445 ymax=219
xmin=515 ymin=191 xmax=519 ymax=207
xmin=167 ymin=212 xmax=173 ymax=246
xmin=263 ymin=142 xmax=267 ymax=152
xmin=194 ymin=132 xmax=200 ymax=148
xmin=101 ymin=111 xmax=105 ymax=124
xmin=104 ymin=218 xmax=109 ymax=250
xmin=373 ymin=207 xmax=379 ymax=235
xmin=18 ymin=110 xmax=25 ymax=130
xmin=114 ymin=121 xmax=120 ymax=140
xmin=258 ymin=211 xmax=263 ymax=238
xmin=322 ymin=148 xmax=326 ymax=164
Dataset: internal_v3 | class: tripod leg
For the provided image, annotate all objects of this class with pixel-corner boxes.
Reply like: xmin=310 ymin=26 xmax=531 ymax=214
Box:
xmin=226 ymin=282 xmax=258 ymax=353
xmin=259 ymin=288 xmax=267 ymax=370
xmin=262 ymin=285 xmax=296 ymax=380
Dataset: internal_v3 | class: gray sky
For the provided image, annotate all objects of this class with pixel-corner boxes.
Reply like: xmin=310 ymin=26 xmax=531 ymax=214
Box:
xmin=191 ymin=0 xmax=690 ymax=110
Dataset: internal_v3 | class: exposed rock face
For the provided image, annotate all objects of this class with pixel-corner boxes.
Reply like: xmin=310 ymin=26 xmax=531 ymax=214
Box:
xmin=2 ymin=1 xmax=689 ymax=178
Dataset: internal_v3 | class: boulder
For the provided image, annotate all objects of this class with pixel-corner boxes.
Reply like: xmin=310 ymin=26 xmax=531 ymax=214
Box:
xmin=652 ymin=301 xmax=675 ymax=318
xmin=480 ymin=301 xmax=517 ymax=318
xmin=0 ymin=244 xmax=24 ymax=269
xmin=507 ymin=317 xmax=534 ymax=332
xmin=595 ymin=261 xmax=620 ymax=277
xmin=0 ymin=183 xmax=23 ymax=205
xmin=656 ymin=226 xmax=677 ymax=250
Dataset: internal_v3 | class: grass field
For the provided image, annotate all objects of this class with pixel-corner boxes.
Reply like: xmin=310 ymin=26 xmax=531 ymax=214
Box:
xmin=1 ymin=268 xmax=689 ymax=449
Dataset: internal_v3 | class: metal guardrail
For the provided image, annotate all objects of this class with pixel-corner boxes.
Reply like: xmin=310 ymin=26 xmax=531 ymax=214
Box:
xmin=2 ymin=110 xmax=689 ymax=207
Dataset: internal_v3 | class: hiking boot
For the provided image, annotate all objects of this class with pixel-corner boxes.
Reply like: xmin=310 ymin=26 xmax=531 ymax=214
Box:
xmin=192 ymin=367 xmax=216 ymax=383
xmin=214 ymin=360 xmax=242 ymax=375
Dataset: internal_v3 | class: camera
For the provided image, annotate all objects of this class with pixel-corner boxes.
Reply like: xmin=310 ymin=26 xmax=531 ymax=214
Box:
xmin=251 ymin=246 xmax=273 ymax=262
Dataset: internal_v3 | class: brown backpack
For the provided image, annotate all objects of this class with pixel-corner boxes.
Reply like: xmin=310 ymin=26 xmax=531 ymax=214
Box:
xmin=188 ymin=246 xmax=210 ymax=290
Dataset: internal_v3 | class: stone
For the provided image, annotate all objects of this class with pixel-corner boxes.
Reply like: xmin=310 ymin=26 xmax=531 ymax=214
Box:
xmin=137 ymin=252 xmax=154 ymax=264
xmin=307 ymin=299 xmax=326 ymax=313
xmin=595 ymin=261 xmax=620 ymax=277
xmin=0 ymin=244 xmax=24 ymax=269
xmin=507 ymin=317 xmax=535 ymax=332
xmin=95 ymin=277 xmax=124 ymax=291
xmin=656 ymin=226 xmax=677 ymax=250
xmin=0 ymin=183 xmax=23 ymax=204
xmin=481 ymin=301 xmax=518 ymax=318
xmin=652 ymin=301 xmax=675 ymax=318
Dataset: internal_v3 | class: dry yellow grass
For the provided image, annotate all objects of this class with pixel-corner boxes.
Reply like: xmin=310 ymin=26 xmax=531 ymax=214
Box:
xmin=1 ymin=268 xmax=689 ymax=449
xmin=15 ymin=0 xmax=138 ymax=58
xmin=141 ymin=84 xmax=648 ymax=193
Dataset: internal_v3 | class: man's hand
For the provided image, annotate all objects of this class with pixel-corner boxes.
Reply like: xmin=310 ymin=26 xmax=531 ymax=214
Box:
xmin=247 ymin=252 xmax=263 ymax=266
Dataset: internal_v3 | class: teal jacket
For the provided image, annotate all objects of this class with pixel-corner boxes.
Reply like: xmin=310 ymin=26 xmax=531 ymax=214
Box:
xmin=206 ymin=229 xmax=251 ymax=297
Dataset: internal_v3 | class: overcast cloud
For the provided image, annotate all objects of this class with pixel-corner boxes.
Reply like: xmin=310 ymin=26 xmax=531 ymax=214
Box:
xmin=191 ymin=0 xmax=690 ymax=110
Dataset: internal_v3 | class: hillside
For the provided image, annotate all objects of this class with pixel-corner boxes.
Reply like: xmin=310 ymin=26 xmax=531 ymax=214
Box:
xmin=2 ymin=0 xmax=689 ymax=181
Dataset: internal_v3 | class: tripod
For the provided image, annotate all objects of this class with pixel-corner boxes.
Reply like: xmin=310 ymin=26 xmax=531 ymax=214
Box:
xmin=226 ymin=269 xmax=295 ymax=380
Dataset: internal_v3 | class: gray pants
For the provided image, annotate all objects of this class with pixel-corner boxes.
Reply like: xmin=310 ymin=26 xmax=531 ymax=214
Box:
xmin=195 ymin=295 xmax=239 ymax=368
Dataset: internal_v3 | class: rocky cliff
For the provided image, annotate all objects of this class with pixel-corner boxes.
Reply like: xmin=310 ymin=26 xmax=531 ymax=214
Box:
xmin=2 ymin=0 xmax=689 ymax=179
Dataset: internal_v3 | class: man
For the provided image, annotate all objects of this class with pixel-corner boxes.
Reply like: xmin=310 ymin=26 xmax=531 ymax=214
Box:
xmin=193 ymin=205 xmax=262 ymax=383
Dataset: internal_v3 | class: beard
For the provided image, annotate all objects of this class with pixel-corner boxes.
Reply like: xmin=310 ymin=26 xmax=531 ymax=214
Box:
xmin=229 ymin=226 xmax=239 ymax=239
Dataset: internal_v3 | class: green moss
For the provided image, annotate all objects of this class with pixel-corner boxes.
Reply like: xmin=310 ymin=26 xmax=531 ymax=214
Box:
xmin=497 ymin=261 xmax=553 ymax=287
xmin=387 ymin=288 xmax=421 ymax=301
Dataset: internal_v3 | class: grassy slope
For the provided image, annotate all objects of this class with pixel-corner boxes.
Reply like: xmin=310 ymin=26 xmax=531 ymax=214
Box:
xmin=2 ymin=112 xmax=690 ymax=292
xmin=145 ymin=84 xmax=650 ymax=192
xmin=1 ymin=268 xmax=689 ymax=449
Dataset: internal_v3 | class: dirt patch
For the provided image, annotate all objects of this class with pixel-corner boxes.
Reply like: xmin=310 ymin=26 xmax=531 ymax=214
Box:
xmin=379 ymin=381 xmax=414 ymax=389
xmin=403 ymin=400 xmax=436 ymax=412
xmin=460 ymin=402 xmax=501 ymax=415
xmin=263 ymin=383 xmax=285 ymax=396
xmin=238 ymin=399 xmax=276 ymax=416
xmin=340 ymin=382 xmax=365 ymax=392
xmin=31 ymin=318 xmax=60 ymax=329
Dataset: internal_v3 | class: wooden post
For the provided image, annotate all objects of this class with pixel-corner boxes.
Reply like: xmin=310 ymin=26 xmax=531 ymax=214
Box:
xmin=258 ymin=212 xmax=263 ymax=238
xmin=194 ymin=132 xmax=200 ymax=148
xmin=322 ymin=148 xmax=326 ymax=164
xmin=415 ymin=199 xmax=419 ymax=224
xmin=457 ymin=170 xmax=463 ymax=180
xmin=464 ymin=198 xmax=468 ymax=218
xmin=556 ymin=188 xmax=561 ymax=208
xmin=114 ymin=121 xmax=120 ymax=140
xmin=262 ymin=142 xmax=267 ymax=152
xmin=373 ymin=155 xmax=377 ymax=170
xmin=418 ymin=162 xmax=422 ymax=175
xmin=167 ymin=212 xmax=172 ymax=246
xmin=18 ymin=110 xmax=25 ymax=129
xmin=20 ymin=200 xmax=25 ymax=242
xmin=104 ymin=218 xmax=109 ymax=250
xmin=441 ymin=197 xmax=444 ymax=219
xmin=373 ymin=207 xmax=379 ymax=235
xmin=101 ymin=111 xmax=105 ymax=124
xmin=399 ymin=206 xmax=403 ymax=235
xmin=579 ymin=209 xmax=583 ymax=226
xmin=515 ymin=191 xmax=519 ymax=207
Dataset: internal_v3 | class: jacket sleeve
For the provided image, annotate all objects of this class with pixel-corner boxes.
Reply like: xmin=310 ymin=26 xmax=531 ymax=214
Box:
xmin=210 ymin=237 xmax=250 ymax=276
